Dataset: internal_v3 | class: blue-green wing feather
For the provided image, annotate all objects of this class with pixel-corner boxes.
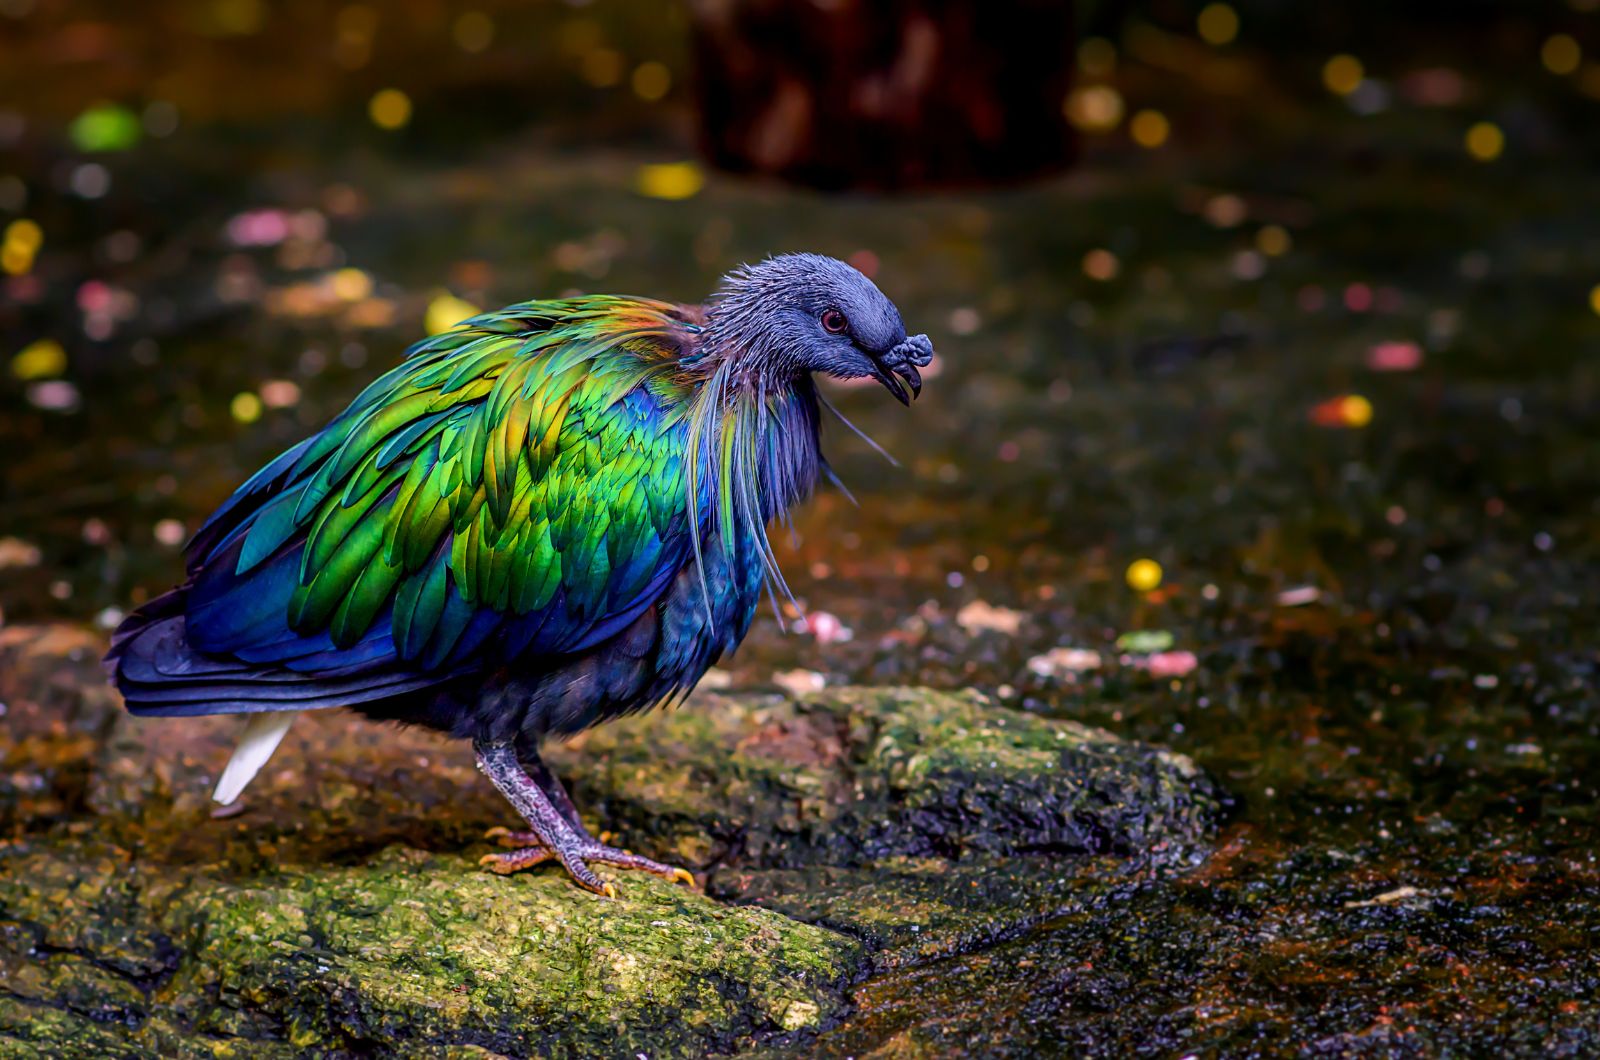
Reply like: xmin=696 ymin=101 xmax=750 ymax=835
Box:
xmin=184 ymin=296 xmax=698 ymax=678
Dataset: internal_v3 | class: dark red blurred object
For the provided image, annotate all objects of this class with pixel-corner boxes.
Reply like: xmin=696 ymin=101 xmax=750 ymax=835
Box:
xmin=690 ymin=0 xmax=1079 ymax=191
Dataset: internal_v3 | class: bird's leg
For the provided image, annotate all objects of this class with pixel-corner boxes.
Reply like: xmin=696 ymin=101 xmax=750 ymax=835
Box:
xmin=473 ymin=739 xmax=694 ymax=896
xmin=520 ymin=741 xmax=587 ymax=833
xmin=479 ymin=743 xmax=590 ymax=845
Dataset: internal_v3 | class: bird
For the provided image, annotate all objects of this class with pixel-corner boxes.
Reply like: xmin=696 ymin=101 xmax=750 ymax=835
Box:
xmin=104 ymin=253 xmax=933 ymax=896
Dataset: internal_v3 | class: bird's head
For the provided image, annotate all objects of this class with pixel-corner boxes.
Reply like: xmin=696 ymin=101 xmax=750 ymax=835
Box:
xmin=705 ymin=253 xmax=934 ymax=404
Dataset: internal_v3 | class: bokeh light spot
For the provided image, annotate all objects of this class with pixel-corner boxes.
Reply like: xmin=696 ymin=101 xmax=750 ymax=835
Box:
xmin=1310 ymin=394 xmax=1374 ymax=428
xmin=1197 ymin=3 xmax=1239 ymax=46
xmin=1465 ymin=121 xmax=1504 ymax=161
xmin=231 ymin=392 xmax=263 ymax=423
xmin=1082 ymin=248 xmax=1120 ymax=281
xmin=70 ymin=163 xmax=111 ymax=199
xmin=1256 ymin=224 xmax=1292 ymax=256
xmin=368 ymin=89 xmax=412 ymax=130
xmin=1130 ymin=109 xmax=1170 ymax=148
xmin=635 ymin=161 xmax=704 ymax=200
xmin=154 ymin=519 xmax=187 ymax=548
xmin=1323 ymin=54 xmax=1365 ymax=95
xmin=259 ymin=380 xmax=301 ymax=408
xmin=948 ymin=307 xmax=981 ymax=335
xmin=331 ymin=267 xmax=373 ymax=301
xmin=427 ymin=292 xmax=482 ymax=335
xmin=453 ymin=11 xmax=494 ymax=53
xmin=5 ymin=219 xmax=42 ymax=254
xmin=210 ymin=0 xmax=264 ymax=36
xmin=1542 ymin=33 xmax=1582 ymax=75
xmin=632 ymin=61 xmax=672 ymax=102
xmin=69 ymin=103 xmax=141 ymax=152
xmin=1 ymin=243 xmax=31 ymax=275
xmin=1203 ymin=193 xmax=1248 ymax=228
xmin=11 ymin=339 xmax=66 ymax=380
xmin=1340 ymin=395 xmax=1374 ymax=427
xmin=1064 ymin=85 xmax=1124 ymax=132
xmin=1126 ymin=559 xmax=1163 ymax=593
xmin=582 ymin=49 xmax=624 ymax=87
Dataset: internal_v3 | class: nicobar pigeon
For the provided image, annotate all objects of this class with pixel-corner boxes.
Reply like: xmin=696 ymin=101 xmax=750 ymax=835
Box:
xmin=106 ymin=253 xmax=934 ymax=896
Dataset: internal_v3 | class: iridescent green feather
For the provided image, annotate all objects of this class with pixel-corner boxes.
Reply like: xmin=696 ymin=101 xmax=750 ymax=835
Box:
xmin=235 ymin=295 xmax=699 ymax=657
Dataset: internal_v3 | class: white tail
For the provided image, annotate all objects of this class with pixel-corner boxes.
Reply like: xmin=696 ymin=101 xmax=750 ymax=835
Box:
xmin=212 ymin=711 xmax=298 ymax=805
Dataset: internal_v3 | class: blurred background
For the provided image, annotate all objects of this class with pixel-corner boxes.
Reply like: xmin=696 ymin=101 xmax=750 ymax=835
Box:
xmin=3 ymin=0 xmax=1600 ymax=1052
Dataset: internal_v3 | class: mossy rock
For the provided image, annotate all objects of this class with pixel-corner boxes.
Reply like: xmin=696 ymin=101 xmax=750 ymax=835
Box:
xmin=0 ymin=839 xmax=860 ymax=1058
xmin=0 ymin=625 xmax=1223 ymax=1056
xmin=556 ymin=685 xmax=1220 ymax=873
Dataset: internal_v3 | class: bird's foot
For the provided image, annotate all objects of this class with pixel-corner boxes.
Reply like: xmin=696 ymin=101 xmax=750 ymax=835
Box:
xmin=479 ymin=826 xmax=695 ymax=895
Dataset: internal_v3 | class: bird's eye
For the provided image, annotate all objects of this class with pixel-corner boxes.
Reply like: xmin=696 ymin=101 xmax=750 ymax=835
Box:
xmin=820 ymin=309 xmax=848 ymax=334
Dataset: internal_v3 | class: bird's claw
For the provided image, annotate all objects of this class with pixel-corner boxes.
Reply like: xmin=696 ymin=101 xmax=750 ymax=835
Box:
xmin=478 ymin=826 xmax=696 ymax=891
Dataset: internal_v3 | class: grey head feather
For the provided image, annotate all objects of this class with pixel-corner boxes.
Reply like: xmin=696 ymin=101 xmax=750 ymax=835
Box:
xmin=705 ymin=253 xmax=933 ymax=403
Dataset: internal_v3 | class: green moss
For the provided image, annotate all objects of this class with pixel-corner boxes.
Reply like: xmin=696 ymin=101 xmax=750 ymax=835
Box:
xmin=0 ymin=841 xmax=862 ymax=1056
xmin=558 ymin=686 xmax=1223 ymax=877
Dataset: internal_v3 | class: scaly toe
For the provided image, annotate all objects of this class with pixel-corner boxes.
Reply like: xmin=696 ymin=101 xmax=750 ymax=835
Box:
xmin=578 ymin=843 xmax=697 ymax=886
xmin=478 ymin=847 xmax=556 ymax=875
xmin=483 ymin=826 xmax=543 ymax=849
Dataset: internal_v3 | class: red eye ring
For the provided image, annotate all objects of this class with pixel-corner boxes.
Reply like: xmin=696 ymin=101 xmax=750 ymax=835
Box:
xmin=821 ymin=309 xmax=848 ymax=334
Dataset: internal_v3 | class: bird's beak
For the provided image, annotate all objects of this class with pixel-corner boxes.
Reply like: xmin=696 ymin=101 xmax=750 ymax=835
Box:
xmin=870 ymin=334 xmax=934 ymax=406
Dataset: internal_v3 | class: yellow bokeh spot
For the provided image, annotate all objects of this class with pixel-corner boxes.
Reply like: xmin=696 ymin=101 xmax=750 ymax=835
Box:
xmin=1130 ymin=109 xmax=1170 ymax=148
xmin=581 ymin=48 xmax=624 ymax=87
xmin=1542 ymin=33 xmax=1582 ymax=75
xmin=1589 ymin=284 xmax=1600 ymax=316
xmin=1197 ymin=3 xmax=1239 ymax=45
xmin=1256 ymin=224 xmax=1291 ymax=256
xmin=5 ymin=219 xmax=43 ymax=254
xmin=231 ymin=392 xmax=263 ymax=424
xmin=1126 ymin=559 xmax=1163 ymax=593
xmin=1064 ymin=85 xmax=1124 ymax=132
xmin=453 ymin=11 xmax=494 ymax=53
xmin=1 ymin=243 xmax=33 ymax=276
xmin=1340 ymin=394 xmax=1374 ymax=427
xmin=1323 ymin=54 xmax=1364 ymax=95
xmin=11 ymin=339 xmax=67 ymax=380
xmin=211 ymin=0 xmax=264 ymax=36
xmin=559 ymin=18 xmax=603 ymax=54
xmin=368 ymin=88 xmax=412 ymax=130
xmin=632 ymin=61 xmax=672 ymax=102
xmin=426 ymin=292 xmax=481 ymax=335
xmin=330 ymin=267 xmax=373 ymax=301
xmin=1465 ymin=121 xmax=1504 ymax=161
xmin=635 ymin=161 xmax=704 ymax=200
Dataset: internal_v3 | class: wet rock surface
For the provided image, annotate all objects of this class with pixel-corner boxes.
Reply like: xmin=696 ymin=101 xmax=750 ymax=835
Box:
xmin=0 ymin=625 xmax=1221 ymax=1056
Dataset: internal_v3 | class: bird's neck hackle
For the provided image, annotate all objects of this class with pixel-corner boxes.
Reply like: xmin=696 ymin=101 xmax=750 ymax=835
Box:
xmin=680 ymin=285 xmax=822 ymax=625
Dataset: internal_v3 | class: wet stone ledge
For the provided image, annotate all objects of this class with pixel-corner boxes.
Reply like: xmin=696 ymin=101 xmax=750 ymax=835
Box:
xmin=0 ymin=625 xmax=1224 ymax=1057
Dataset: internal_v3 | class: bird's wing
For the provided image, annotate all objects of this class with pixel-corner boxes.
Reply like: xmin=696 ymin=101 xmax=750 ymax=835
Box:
xmin=179 ymin=295 xmax=701 ymax=681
